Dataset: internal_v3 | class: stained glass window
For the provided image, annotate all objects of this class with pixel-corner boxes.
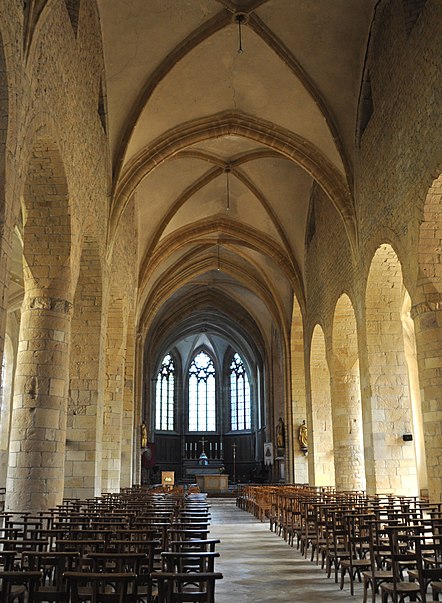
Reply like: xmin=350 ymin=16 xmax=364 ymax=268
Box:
xmin=230 ymin=352 xmax=251 ymax=430
xmin=188 ymin=350 xmax=216 ymax=432
xmin=155 ymin=354 xmax=175 ymax=430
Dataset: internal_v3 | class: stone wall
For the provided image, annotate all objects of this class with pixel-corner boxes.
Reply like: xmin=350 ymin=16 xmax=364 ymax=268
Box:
xmin=303 ymin=0 xmax=442 ymax=498
xmin=0 ymin=0 xmax=137 ymax=512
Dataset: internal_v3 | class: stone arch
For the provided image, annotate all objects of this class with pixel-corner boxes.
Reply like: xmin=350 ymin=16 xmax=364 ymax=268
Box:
xmin=290 ymin=295 xmax=308 ymax=484
xmin=364 ymin=244 xmax=418 ymax=496
xmin=112 ymin=112 xmax=355 ymax=253
xmin=101 ymin=290 xmax=126 ymax=493
xmin=416 ymin=173 xmax=442 ymax=300
xmin=401 ymin=291 xmax=427 ymax=497
xmin=412 ymin=172 xmax=442 ymax=501
xmin=6 ymin=137 xmax=72 ymax=513
xmin=309 ymin=324 xmax=335 ymax=487
xmin=65 ymin=235 xmax=103 ymax=499
xmin=331 ymin=294 xmax=365 ymax=491
xmin=141 ymin=253 xmax=285 ymax=336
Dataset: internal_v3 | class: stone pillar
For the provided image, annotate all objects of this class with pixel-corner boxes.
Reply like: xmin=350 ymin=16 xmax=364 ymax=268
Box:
xmin=331 ymin=373 xmax=365 ymax=491
xmin=120 ymin=321 xmax=135 ymax=490
xmin=5 ymin=294 xmax=72 ymax=513
xmin=411 ymin=300 xmax=442 ymax=502
xmin=290 ymin=297 xmax=308 ymax=484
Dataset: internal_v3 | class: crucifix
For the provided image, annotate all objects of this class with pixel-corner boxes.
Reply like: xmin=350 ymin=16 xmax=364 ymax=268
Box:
xmin=199 ymin=436 xmax=207 ymax=454
xmin=232 ymin=442 xmax=237 ymax=483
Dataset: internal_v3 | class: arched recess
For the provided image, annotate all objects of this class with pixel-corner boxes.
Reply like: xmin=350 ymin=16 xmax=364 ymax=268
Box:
xmin=309 ymin=324 xmax=335 ymax=487
xmin=101 ymin=290 xmax=126 ymax=493
xmin=401 ymin=292 xmax=427 ymax=497
xmin=120 ymin=310 xmax=135 ymax=490
xmin=413 ymin=172 xmax=442 ymax=501
xmin=365 ymin=244 xmax=418 ymax=496
xmin=6 ymin=137 xmax=72 ymax=513
xmin=331 ymin=294 xmax=365 ymax=491
xmin=142 ymin=288 xmax=267 ymax=484
xmin=65 ymin=235 xmax=103 ymax=499
xmin=290 ymin=295 xmax=308 ymax=484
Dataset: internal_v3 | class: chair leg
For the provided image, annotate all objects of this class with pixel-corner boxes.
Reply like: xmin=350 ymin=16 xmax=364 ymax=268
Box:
xmin=340 ymin=566 xmax=345 ymax=590
xmin=350 ymin=569 xmax=355 ymax=596
xmin=362 ymin=576 xmax=368 ymax=603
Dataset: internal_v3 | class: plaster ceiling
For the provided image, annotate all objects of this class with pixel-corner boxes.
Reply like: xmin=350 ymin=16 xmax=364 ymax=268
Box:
xmin=97 ymin=0 xmax=377 ymax=346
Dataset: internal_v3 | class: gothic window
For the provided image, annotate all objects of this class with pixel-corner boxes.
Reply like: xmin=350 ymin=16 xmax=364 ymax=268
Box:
xmin=155 ymin=354 xmax=175 ymax=431
xmin=229 ymin=353 xmax=251 ymax=430
xmin=188 ymin=350 xmax=216 ymax=432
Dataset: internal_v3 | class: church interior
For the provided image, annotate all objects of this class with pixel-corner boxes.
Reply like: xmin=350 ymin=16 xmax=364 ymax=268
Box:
xmin=0 ymin=0 xmax=441 ymax=521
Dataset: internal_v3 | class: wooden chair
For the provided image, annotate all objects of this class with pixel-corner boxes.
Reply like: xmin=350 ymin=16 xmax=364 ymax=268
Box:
xmin=168 ymin=539 xmax=219 ymax=553
xmin=153 ymin=572 xmax=223 ymax=603
xmin=0 ymin=553 xmax=16 ymax=573
xmin=432 ymin=582 xmax=442 ymax=601
xmin=340 ymin=512 xmax=373 ymax=595
xmin=408 ymin=536 xmax=442 ymax=603
xmin=362 ymin=519 xmax=393 ymax=603
xmin=0 ymin=570 xmax=42 ymax=603
xmin=324 ymin=508 xmax=350 ymax=583
xmin=161 ymin=551 xmax=219 ymax=574
xmin=379 ymin=526 xmax=420 ymax=603
xmin=86 ymin=551 xmax=153 ymax=602
xmin=63 ymin=571 xmax=137 ymax=603
xmin=21 ymin=550 xmax=80 ymax=602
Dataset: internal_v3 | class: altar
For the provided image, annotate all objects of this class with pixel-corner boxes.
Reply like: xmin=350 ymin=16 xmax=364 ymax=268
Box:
xmin=195 ymin=473 xmax=229 ymax=494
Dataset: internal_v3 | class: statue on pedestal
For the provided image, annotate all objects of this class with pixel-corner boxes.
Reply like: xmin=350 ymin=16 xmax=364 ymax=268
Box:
xmin=276 ymin=417 xmax=285 ymax=449
xmin=141 ymin=422 xmax=148 ymax=448
xmin=298 ymin=420 xmax=308 ymax=454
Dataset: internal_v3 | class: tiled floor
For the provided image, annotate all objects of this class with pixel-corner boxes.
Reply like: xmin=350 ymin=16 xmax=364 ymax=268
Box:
xmin=209 ymin=498 xmax=365 ymax=603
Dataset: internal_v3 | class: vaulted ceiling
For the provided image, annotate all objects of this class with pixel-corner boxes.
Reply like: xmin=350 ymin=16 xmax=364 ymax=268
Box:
xmin=98 ymin=0 xmax=376 ymax=348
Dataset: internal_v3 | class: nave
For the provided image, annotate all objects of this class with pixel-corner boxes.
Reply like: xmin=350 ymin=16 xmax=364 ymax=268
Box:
xmin=210 ymin=499 xmax=358 ymax=603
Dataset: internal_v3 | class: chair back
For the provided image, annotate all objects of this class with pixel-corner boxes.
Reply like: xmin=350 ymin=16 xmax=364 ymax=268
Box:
xmin=154 ymin=571 xmax=223 ymax=603
xmin=64 ymin=571 xmax=136 ymax=603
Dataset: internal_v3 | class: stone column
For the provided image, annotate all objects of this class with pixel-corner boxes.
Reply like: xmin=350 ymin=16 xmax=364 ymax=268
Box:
xmin=331 ymin=373 xmax=365 ymax=491
xmin=411 ymin=300 xmax=442 ymax=502
xmin=5 ymin=294 xmax=72 ymax=513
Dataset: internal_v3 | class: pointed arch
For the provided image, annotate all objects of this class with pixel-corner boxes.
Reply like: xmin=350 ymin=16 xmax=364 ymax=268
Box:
xmin=331 ymin=293 xmax=365 ymax=491
xmin=309 ymin=324 xmax=335 ymax=487
xmin=364 ymin=244 xmax=418 ymax=495
xmin=111 ymin=112 xmax=355 ymax=254
xmin=412 ymin=172 xmax=442 ymax=501
xmin=290 ymin=295 xmax=308 ymax=484
xmin=65 ymin=235 xmax=103 ymax=499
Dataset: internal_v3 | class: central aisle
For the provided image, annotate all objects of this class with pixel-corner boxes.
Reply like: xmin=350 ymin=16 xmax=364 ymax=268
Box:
xmin=209 ymin=498 xmax=363 ymax=603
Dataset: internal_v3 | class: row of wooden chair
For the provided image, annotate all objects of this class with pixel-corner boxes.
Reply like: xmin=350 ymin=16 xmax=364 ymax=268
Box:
xmin=0 ymin=487 xmax=223 ymax=602
xmin=238 ymin=484 xmax=442 ymax=603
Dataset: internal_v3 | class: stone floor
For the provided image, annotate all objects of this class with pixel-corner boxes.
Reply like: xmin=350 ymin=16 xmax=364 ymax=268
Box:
xmin=209 ymin=498 xmax=365 ymax=603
